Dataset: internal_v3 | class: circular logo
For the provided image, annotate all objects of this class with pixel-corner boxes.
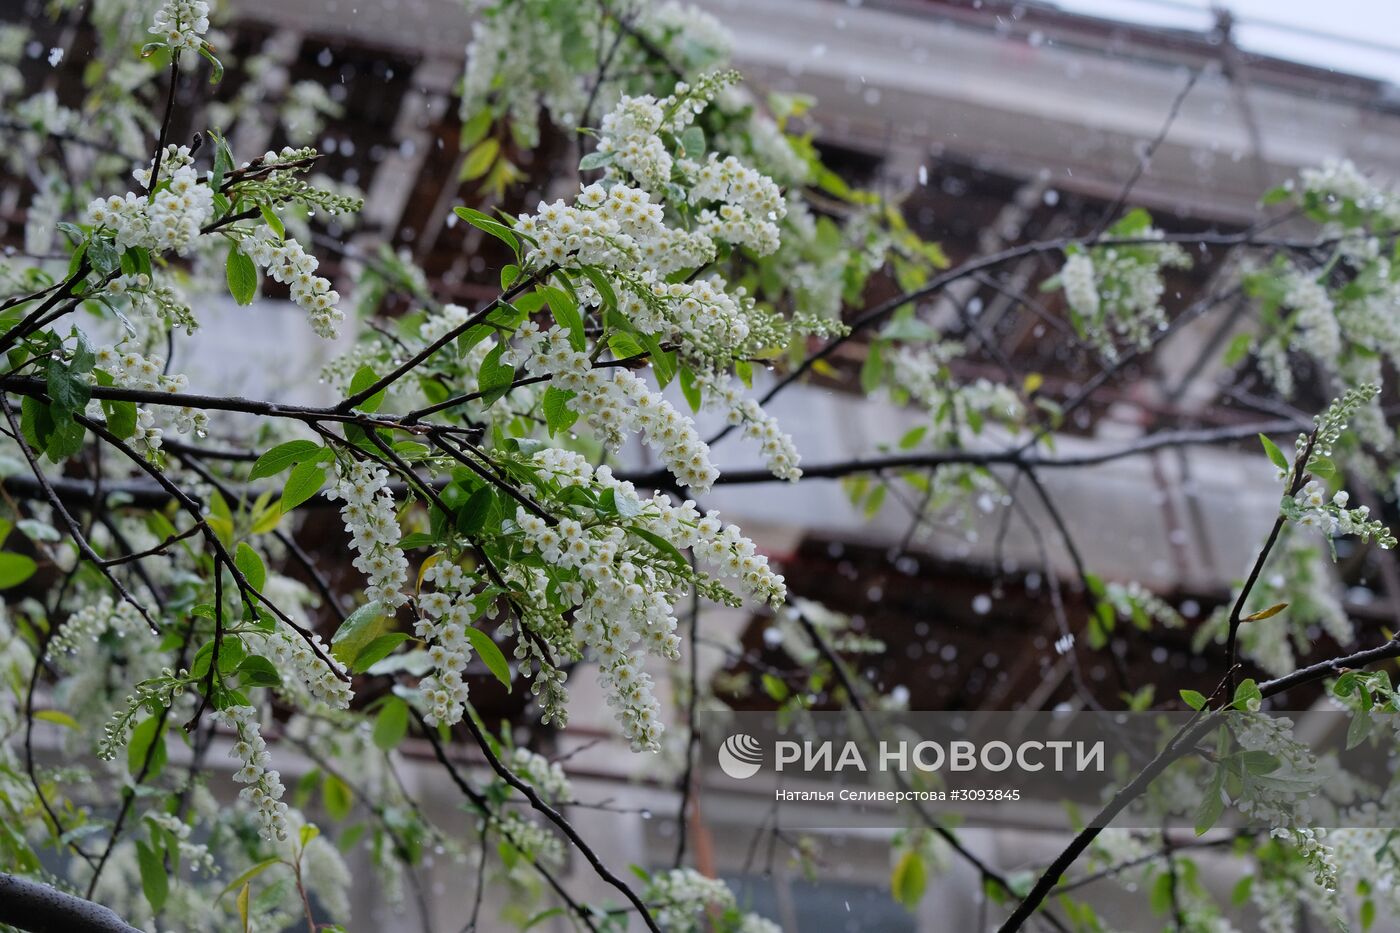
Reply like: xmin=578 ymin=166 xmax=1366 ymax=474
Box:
xmin=718 ymin=733 xmax=763 ymax=779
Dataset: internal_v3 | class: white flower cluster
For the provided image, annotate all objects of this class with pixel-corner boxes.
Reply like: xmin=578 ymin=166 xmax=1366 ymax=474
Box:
xmin=1057 ymin=235 xmax=1190 ymax=359
xmin=1282 ymin=269 xmax=1342 ymax=373
xmin=506 ymin=747 xmax=571 ymax=804
xmin=513 ymin=448 xmax=784 ymax=749
xmin=1287 ymin=481 xmax=1395 ymax=549
xmin=91 ymin=343 xmax=209 ymax=451
xmin=519 ymin=184 xmax=712 ymax=277
xmin=1060 ymin=252 xmax=1098 ymax=320
xmin=296 ymin=829 xmax=354 ymax=923
xmin=217 ymin=704 xmax=290 ymax=842
xmin=105 ymin=273 xmax=197 ymax=335
xmin=599 ymin=94 xmax=678 ymax=190
xmin=145 ymin=813 xmax=216 ymax=875
xmin=1105 ymin=580 xmax=1184 ymax=630
xmin=642 ymin=868 xmax=777 ymax=933
xmin=460 ymin=0 xmax=594 ymax=149
xmin=84 ymin=150 xmax=213 ymax=255
xmin=643 ymin=868 xmax=736 ymax=932
xmin=705 ymin=373 xmax=801 ymax=481
xmin=149 ymin=0 xmax=210 ymax=52
xmin=48 ymin=595 xmax=149 ymax=660
xmin=493 ymin=809 xmax=566 ymax=869
xmin=888 ymin=344 xmax=1022 ymax=434
xmin=413 ymin=559 xmax=478 ymax=728
xmin=622 ymin=275 xmax=752 ymax=357
xmin=597 ymin=83 xmax=786 ymax=255
xmin=240 ymin=227 xmax=344 ymax=338
xmin=689 ymin=154 xmax=785 ymax=254
xmin=325 ymin=462 xmax=409 ymax=609
xmin=513 ymin=324 xmax=719 ymax=491
xmin=716 ymin=87 xmax=809 ymax=185
xmin=266 ymin=627 xmax=351 ymax=709
xmin=1299 ymin=158 xmax=1399 ymax=224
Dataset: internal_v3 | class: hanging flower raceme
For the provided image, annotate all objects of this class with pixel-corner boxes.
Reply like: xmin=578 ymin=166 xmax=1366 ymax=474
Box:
xmin=216 ymin=704 xmax=290 ymax=842
xmin=499 ymin=447 xmax=783 ymax=750
xmin=239 ymin=226 xmax=345 ymax=339
xmin=325 ymin=461 xmax=410 ymax=609
xmin=414 ymin=559 xmax=479 ymax=728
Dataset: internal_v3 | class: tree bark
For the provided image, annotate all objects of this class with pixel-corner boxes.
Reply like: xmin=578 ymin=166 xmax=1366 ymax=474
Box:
xmin=0 ymin=873 xmax=141 ymax=933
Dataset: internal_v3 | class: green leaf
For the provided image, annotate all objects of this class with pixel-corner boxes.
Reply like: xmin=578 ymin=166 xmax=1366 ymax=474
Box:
xmin=1232 ymin=678 xmax=1262 ymax=711
xmin=465 ymin=628 xmax=511 ymax=688
xmin=460 ymin=139 xmax=500 ymax=182
xmin=1223 ymin=332 xmax=1253 ymax=366
xmin=1179 ymin=689 xmax=1207 ymax=711
xmin=1347 ymin=709 xmax=1374 ymax=750
xmin=891 ymin=849 xmax=927 ymax=909
xmin=128 ymin=715 xmax=167 ymax=779
xmin=678 ymin=367 xmax=702 ymax=413
xmin=226 ymin=246 xmax=258 ymax=305
xmin=348 ymin=365 xmax=386 ymax=413
xmin=542 ymin=386 xmax=578 ymax=437
xmin=542 ymin=287 xmax=585 ymax=351
xmin=280 ymin=461 xmax=328 ymax=512
xmin=501 ymin=263 xmax=520 ymax=291
xmin=452 ymin=206 xmax=519 ymax=255
xmin=331 ymin=600 xmax=390 ymax=667
xmin=461 ymin=109 xmax=493 ymax=149
xmin=249 ymin=440 xmax=322 ymax=480
xmin=372 ymin=697 xmax=410 ymax=750
xmin=1194 ymin=766 xmax=1225 ymax=835
xmin=43 ymin=414 xmax=85 ymax=463
xmin=475 ymin=343 xmax=516 ymax=407
xmin=101 ymin=399 xmax=138 ymax=439
xmin=46 ymin=359 xmax=90 ymax=414
xmin=236 ymin=655 xmax=281 ymax=689
xmin=353 ymin=633 xmax=409 ymax=673
xmin=579 ymin=267 xmax=618 ymax=311
xmin=525 ymin=907 xmax=568 ymax=930
xmin=0 ymin=553 xmax=37 ymax=590
xmin=636 ymin=330 xmax=675 ymax=387
xmin=680 ymin=126 xmax=705 ymax=158
xmin=321 ymin=773 xmax=353 ymax=821
xmin=629 ymin=526 xmax=689 ymax=570
xmin=259 ymin=203 xmax=284 ymax=239
xmin=220 ymin=858 xmax=282 ymax=899
xmin=88 ymin=237 xmax=120 ymax=276
xmin=234 ymin=542 xmax=266 ymax=591
xmin=608 ymin=331 xmax=645 ymax=360
xmin=1260 ymin=185 xmax=1292 ymax=206
xmin=237 ymin=882 xmax=250 ymax=933
xmin=35 ymin=709 xmax=78 ymax=729
xmin=860 ymin=341 xmax=885 ymax=394
xmin=1258 ymin=434 xmax=1289 ymax=474
xmin=456 ymin=485 xmax=496 ymax=535
xmin=898 ymin=426 xmax=927 ymax=450
xmin=578 ymin=150 xmax=614 ymax=171
xmin=136 ymin=839 xmax=169 ymax=913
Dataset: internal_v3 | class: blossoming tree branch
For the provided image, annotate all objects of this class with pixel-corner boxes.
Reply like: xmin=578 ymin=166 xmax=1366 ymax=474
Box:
xmin=2 ymin=1 xmax=1400 ymax=931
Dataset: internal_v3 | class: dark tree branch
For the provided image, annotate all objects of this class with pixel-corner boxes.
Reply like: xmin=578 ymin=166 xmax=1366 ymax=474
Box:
xmin=0 ymin=873 xmax=141 ymax=933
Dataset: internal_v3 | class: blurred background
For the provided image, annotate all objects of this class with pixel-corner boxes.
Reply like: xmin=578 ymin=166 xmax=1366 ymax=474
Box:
xmin=7 ymin=0 xmax=1400 ymax=929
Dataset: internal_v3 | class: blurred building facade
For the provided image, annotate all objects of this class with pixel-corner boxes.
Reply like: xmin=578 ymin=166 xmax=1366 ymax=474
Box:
xmin=9 ymin=0 xmax=1400 ymax=929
